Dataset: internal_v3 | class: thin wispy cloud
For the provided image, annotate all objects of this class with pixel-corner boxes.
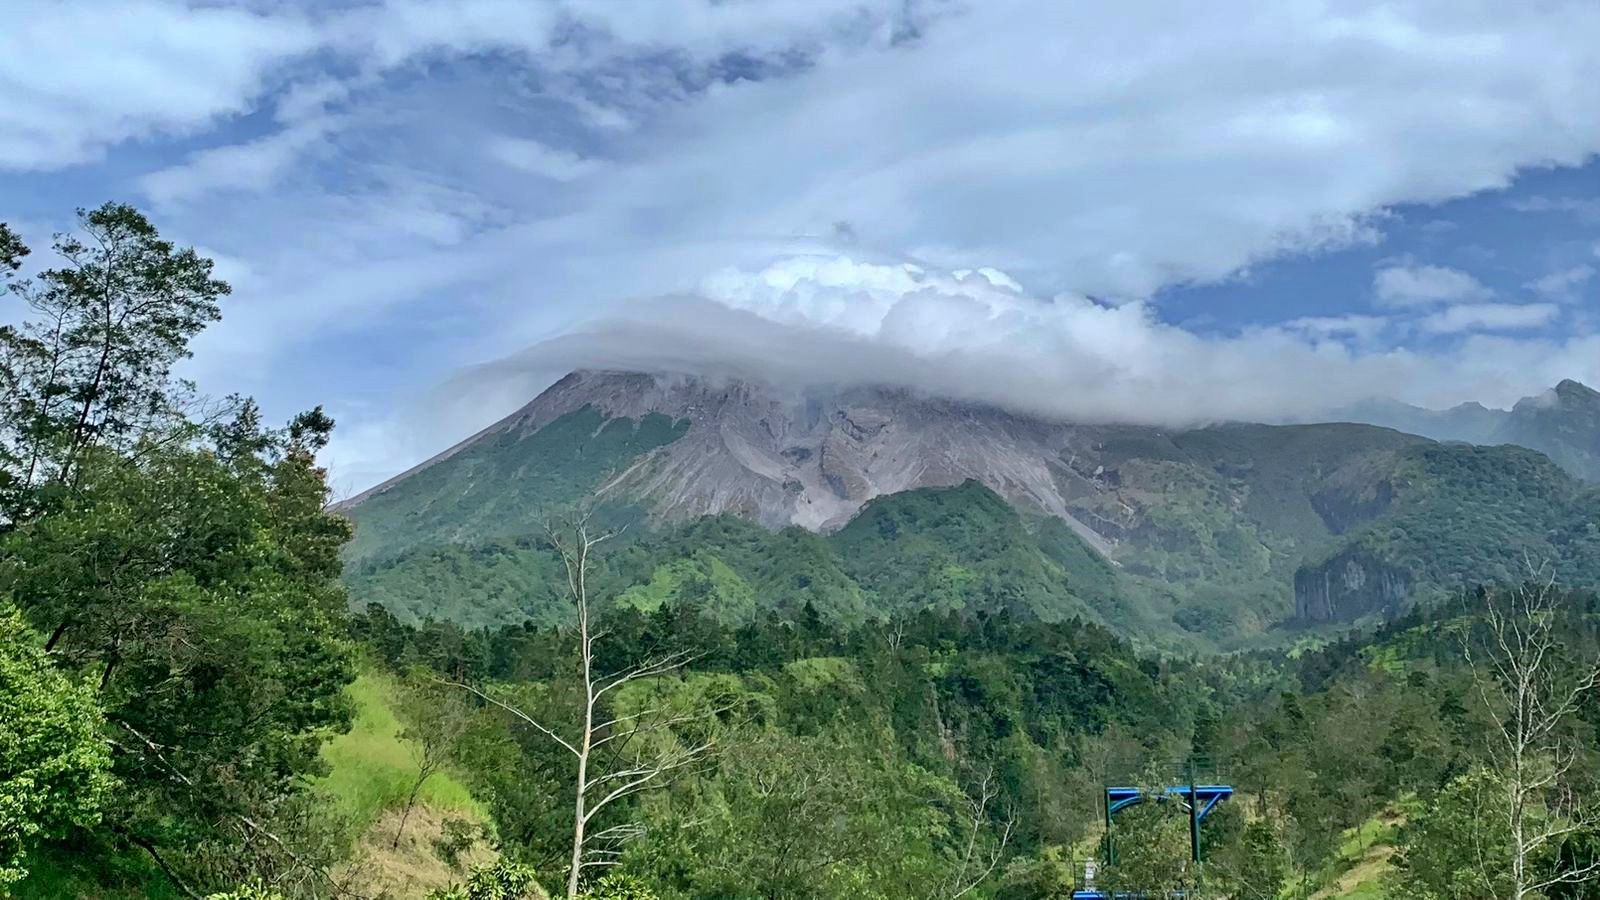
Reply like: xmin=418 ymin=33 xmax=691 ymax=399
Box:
xmin=1374 ymin=264 xmax=1493 ymax=307
xmin=1418 ymin=302 xmax=1560 ymax=335
xmin=1527 ymin=265 xmax=1596 ymax=301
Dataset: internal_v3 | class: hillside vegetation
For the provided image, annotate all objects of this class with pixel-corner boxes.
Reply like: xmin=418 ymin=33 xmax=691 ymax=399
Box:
xmin=344 ymin=414 xmax=1600 ymax=648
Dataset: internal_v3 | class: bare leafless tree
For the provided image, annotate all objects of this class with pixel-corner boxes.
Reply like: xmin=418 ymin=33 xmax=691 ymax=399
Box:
xmin=932 ymin=766 xmax=1016 ymax=900
xmin=392 ymin=677 xmax=469 ymax=849
xmin=1466 ymin=570 xmax=1600 ymax=899
xmin=443 ymin=514 xmax=725 ymax=897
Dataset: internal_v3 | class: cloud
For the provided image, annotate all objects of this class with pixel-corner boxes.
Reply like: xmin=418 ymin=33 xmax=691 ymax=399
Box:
xmin=540 ymin=0 xmax=1600 ymax=301
xmin=1418 ymin=302 xmax=1560 ymax=335
xmin=485 ymin=137 xmax=607 ymax=181
xmin=1374 ymin=264 xmax=1493 ymax=306
xmin=1526 ymin=264 xmax=1595 ymax=301
xmin=1508 ymin=194 xmax=1600 ymax=223
xmin=0 ymin=0 xmax=316 ymax=169
xmin=138 ymin=118 xmax=339 ymax=205
xmin=34 ymin=0 xmax=1600 ymax=299
xmin=14 ymin=0 xmax=1600 ymax=489
xmin=1280 ymin=315 xmax=1391 ymax=342
xmin=453 ymin=254 xmax=1599 ymax=435
xmin=3 ymin=0 xmax=917 ymax=174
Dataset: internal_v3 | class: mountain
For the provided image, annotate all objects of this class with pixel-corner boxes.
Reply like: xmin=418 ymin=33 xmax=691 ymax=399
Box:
xmin=341 ymin=370 xmax=1600 ymax=644
xmin=1345 ymin=378 xmax=1600 ymax=482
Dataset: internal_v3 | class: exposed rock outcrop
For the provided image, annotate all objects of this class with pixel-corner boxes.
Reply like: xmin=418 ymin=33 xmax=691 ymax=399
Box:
xmin=1294 ymin=549 xmax=1411 ymax=623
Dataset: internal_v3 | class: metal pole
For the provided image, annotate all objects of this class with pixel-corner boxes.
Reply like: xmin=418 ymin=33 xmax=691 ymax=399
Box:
xmin=1188 ymin=762 xmax=1201 ymax=864
xmin=1104 ymin=785 xmax=1114 ymax=866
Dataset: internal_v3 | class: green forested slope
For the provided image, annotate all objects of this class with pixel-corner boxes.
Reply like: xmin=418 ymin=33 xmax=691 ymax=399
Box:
xmin=342 ymin=407 xmax=688 ymax=567
xmin=349 ymin=481 xmax=1120 ymax=631
xmin=1293 ymin=443 xmax=1599 ymax=621
xmin=349 ymin=577 xmax=1600 ymax=900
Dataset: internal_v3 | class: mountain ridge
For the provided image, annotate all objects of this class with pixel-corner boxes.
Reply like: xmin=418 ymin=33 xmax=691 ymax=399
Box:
xmin=1340 ymin=378 xmax=1600 ymax=481
xmin=340 ymin=369 xmax=1600 ymax=643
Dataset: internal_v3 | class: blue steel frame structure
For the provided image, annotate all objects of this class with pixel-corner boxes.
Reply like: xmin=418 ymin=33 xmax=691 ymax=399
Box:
xmin=1075 ymin=779 xmax=1232 ymax=900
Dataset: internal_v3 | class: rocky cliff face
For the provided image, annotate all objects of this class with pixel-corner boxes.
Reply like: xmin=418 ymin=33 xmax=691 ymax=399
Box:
xmin=1294 ymin=549 xmax=1411 ymax=623
xmin=433 ymin=371 xmax=1431 ymax=572
xmin=1502 ymin=380 xmax=1600 ymax=482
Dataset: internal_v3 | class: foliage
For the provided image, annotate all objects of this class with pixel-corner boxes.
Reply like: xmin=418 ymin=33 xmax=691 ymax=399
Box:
xmin=427 ymin=860 xmax=544 ymax=900
xmin=0 ymin=425 xmax=356 ymax=890
xmin=1391 ymin=768 xmax=1514 ymax=899
xmin=1097 ymin=791 xmax=1197 ymax=894
xmin=315 ymin=672 xmax=481 ymax=829
xmin=580 ymin=872 xmax=659 ymax=900
xmin=831 ymin=480 xmax=1101 ymax=622
xmin=1205 ymin=817 xmax=1289 ymax=900
xmin=0 ymin=203 xmax=227 ymax=512
xmin=0 ymin=606 xmax=114 ymax=886
xmin=353 ymin=481 xmax=1126 ymax=635
xmin=995 ymin=846 xmax=1079 ymax=899
xmin=205 ymin=883 xmax=287 ymax=900
xmin=353 ymin=597 xmax=1200 ymax=898
xmin=0 ymin=205 xmax=355 ymax=895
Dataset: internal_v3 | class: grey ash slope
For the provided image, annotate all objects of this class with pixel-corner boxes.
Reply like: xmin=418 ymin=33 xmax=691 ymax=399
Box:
xmin=341 ymin=370 xmax=1600 ymax=641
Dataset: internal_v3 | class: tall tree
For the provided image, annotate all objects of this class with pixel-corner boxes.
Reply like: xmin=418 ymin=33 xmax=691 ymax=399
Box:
xmin=445 ymin=516 xmax=723 ymax=897
xmin=0 ymin=204 xmax=227 ymax=510
xmin=1466 ymin=576 xmax=1600 ymax=899
xmin=393 ymin=672 xmax=471 ymax=849
xmin=1393 ymin=768 xmax=1513 ymax=900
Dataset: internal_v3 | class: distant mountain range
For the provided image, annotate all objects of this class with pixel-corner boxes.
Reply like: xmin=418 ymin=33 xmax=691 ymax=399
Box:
xmin=1341 ymin=378 xmax=1600 ymax=482
xmin=339 ymin=371 xmax=1600 ymax=648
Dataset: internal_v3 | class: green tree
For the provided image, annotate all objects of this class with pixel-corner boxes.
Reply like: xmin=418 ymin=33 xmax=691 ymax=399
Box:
xmin=394 ymin=671 xmax=472 ymax=849
xmin=0 ymin=206 xmax=353 ymax=894
xmin=0 ymin=222 xmax=25 ymax=278
xmin=582 ymin=872 xmax=659 ymax=900
xmin=1207 ymin=818 xmax=1289 ymax=900
xmin=1393 ymin=768 xmax=1513 ymax=899
xmin=0 ymin=415 xmax=356 ymax=891
xmin=0 ymin=203 xmax=227 ymax=510
xmin=1098 ymin=790 xmax=1196 ymax=896
xmin=206 ymin=884 xmax=287 ymax=900
xmin=995 ymin=846 xmax=1079 ymax=899
xmin=0 ymin=605 xmax=114 ymax=887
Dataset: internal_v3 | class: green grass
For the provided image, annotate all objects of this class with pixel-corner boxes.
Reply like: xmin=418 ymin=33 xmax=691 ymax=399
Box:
xmin=314 ymin=670 xmax=483 ymax=828
xmin=1334 ymin=812 xmax=1401 ymax=861
xmin=1307 ymin=799 xmax=1413 ymax=899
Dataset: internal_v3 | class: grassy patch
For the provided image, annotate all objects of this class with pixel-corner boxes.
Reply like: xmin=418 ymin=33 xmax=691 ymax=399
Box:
xmin=315 ymin=671 xmax=483 ymax=829
xmin=1311 ymin=800 xmax=1411 ymax=899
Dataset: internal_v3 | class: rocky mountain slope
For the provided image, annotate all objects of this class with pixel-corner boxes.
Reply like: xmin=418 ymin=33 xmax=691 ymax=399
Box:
xmin=341 ymin=370 xmax=1600 ymax=643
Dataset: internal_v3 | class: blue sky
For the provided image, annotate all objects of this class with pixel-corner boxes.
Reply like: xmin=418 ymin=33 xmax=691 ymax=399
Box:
xmin=3 ymin=0 xmax=1599 ymax=493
